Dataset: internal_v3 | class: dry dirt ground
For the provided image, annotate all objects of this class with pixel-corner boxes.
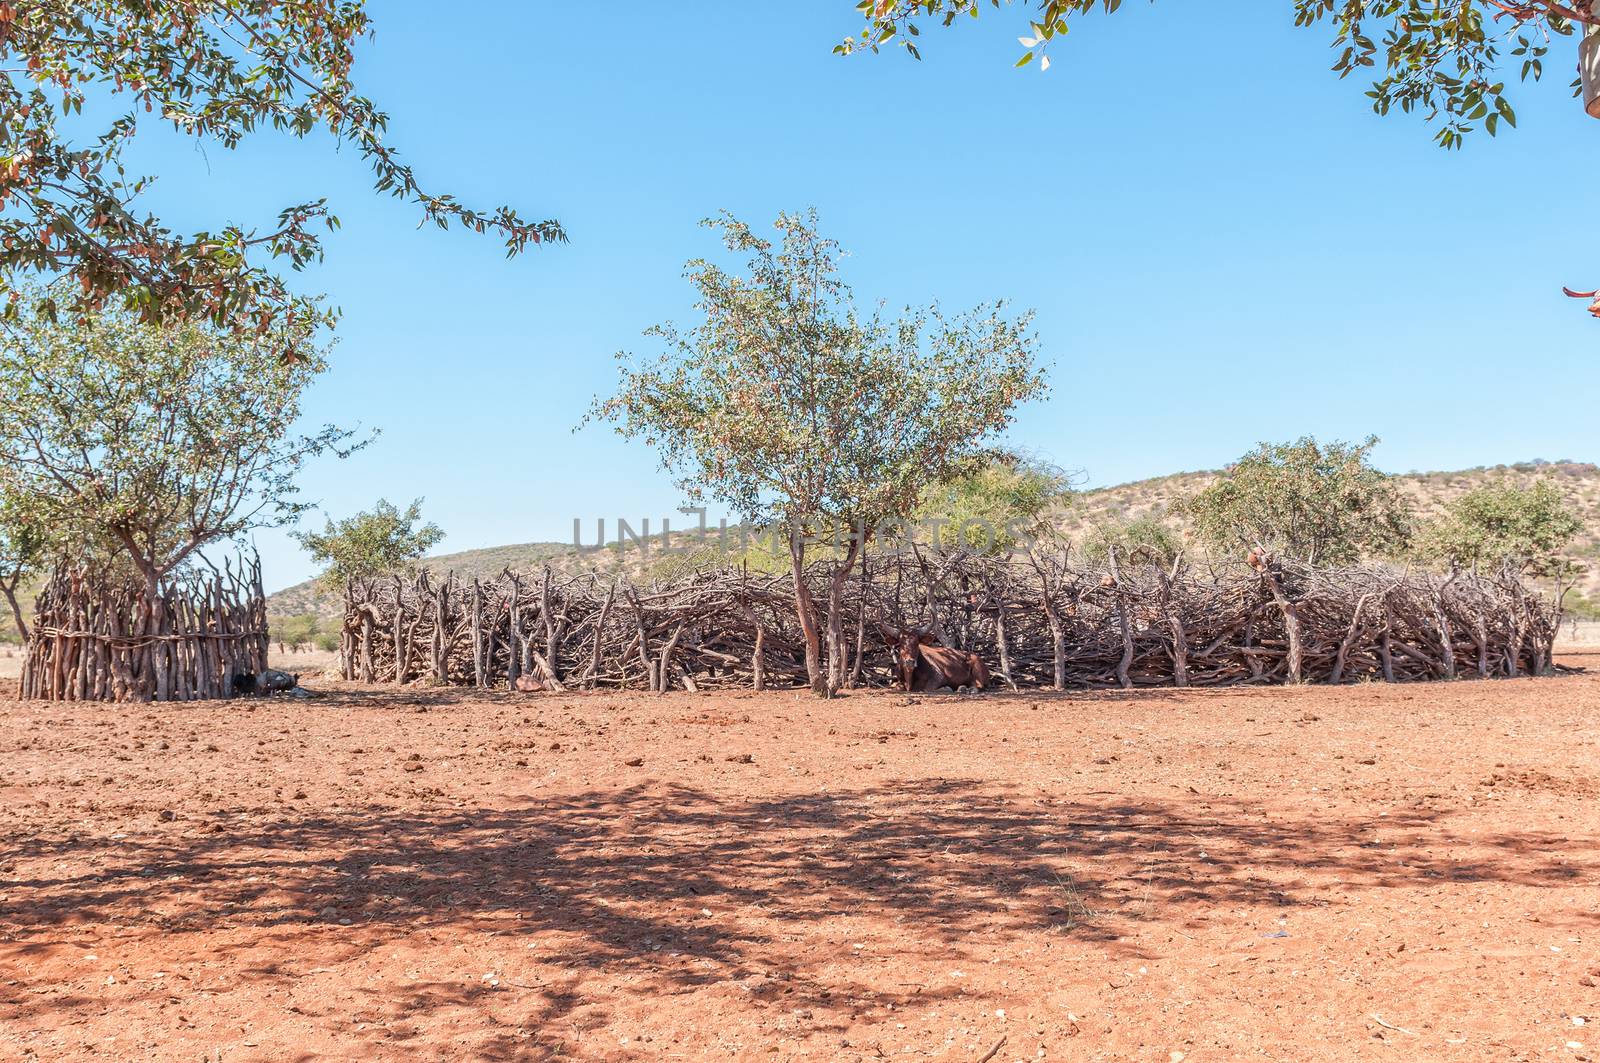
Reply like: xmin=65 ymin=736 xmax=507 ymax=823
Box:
xmin=2 ymin=656 xmax=1599 ymax=1062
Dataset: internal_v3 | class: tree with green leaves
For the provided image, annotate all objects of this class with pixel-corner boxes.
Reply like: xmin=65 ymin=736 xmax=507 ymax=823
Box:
xmin=914 ymin=453 xmax=1070 ymax=555
xmin=0 ymin=496 xmax=44 ymax=641
xmin=0 ymin=3 xmax=563 ymax=333
xmin=1418 ymin=477 xmax=1582 ymax=577
xmin=0 ymin=291 xmax=361 ymax=602
xmin=1080 ymin=514 xmax=1184 ymax=570
xmin=295 ymin=498 xmax=445 ymax=588
xmin=1183 ymin=436 xmax=1413 ymax=565
xmin=270 ymin=612 xmax=324 ymax=652
xmin=593 ymin=210 xmax=1047 ymax=696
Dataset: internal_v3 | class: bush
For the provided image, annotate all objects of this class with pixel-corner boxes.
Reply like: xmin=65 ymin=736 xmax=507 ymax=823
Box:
xmin=270 ymin=613 xmax=323 ymax=649
xmin=1080 ymin=515 xmax=1183 ymax=569
xmin=1562 ymin=591 xmax=1600 ymax=622
xmin=1417 ymin=478 xmax=1581 ymax=578
xmin=1183 ymin=436 xmax=1411 ymax=564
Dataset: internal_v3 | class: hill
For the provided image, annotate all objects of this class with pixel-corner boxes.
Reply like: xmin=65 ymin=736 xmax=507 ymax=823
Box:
xmin=264 ymin=460 xmax=1600 ymax=626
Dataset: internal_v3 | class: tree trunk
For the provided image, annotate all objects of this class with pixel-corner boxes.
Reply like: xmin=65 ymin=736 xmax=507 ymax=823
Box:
xmin=995 ymin=601 xmax=1018 ymax=691
xmin=393 ymin=575 xmax=406 ymax=686
xmin=1108 ymin=547 xmax=1134 ymax=691
xmin=1 ymin=573 xmax=28 ymax=643
xmin=822 ymin=541 xmax=862 ymax=698
xmin=1260 ymin=566 xmax=1304 ymax=685
xmin=847 ymin=548 xmax=869 ymax=689
xmin=752 ymin=624 xmax=767 ymax=691
xmin=789 ymin=535 xmax=824 ymax=694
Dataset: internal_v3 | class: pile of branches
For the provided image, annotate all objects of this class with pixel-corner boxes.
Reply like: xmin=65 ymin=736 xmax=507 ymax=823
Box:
xmin=341 ymin=552 xmax=1561 ymax=692
xmin=20 ymin=558 xmax=269 ymax=702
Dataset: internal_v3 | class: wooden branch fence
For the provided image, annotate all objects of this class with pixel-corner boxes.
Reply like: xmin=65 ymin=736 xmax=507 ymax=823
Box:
xmin=342 ymin=553 xmax=1561 ymax=692
xmin=19 ymin=558 xmax=269 ymax=702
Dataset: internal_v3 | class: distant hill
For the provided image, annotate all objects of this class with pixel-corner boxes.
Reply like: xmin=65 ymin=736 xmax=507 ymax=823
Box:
xmin=263 ymin=540 xmax=581 ymax=622
xmin=264 ymin=460 xmax=1600 ymax=625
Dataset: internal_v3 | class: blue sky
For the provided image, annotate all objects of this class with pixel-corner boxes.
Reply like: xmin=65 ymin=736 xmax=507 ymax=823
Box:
xmin=121 ymin=3 xmax=1596 ymax=590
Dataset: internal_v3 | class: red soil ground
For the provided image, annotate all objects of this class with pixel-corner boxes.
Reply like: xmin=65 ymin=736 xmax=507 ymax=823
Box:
xmin=3 ymin=655 xmax=1599 ymax=1062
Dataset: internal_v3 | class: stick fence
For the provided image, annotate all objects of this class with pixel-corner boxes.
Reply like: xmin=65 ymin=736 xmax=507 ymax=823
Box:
xmin=20 ymin=558 xmax=269 ymax=702
xmin=341 ymin=552 xmax=1560 ymax=692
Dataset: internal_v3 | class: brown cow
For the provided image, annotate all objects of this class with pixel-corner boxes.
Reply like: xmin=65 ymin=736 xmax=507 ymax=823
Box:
xmin=880 ymin=625 xmax=990 ymax=694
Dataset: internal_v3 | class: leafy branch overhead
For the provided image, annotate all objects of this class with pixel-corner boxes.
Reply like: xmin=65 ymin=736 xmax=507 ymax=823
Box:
xmin=0 ymin=2 xmax=565 ymax=333
xmin=843 ymin=1 xmax=1597 ymax=148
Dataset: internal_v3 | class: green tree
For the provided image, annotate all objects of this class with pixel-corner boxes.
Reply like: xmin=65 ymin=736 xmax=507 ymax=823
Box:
xmin=0 ymin=3 xmax=563 ymax=333
xmin=295 ymin=498 xmax=445 ymax=587
xmin=0 ymin=497 xmax=45 ymax=641
xmin=914 ymin=453 xmax=1071 ymax=555
xmin=270 ymin=612 xmax=323 ymax=651
xmin=593 ymin=210 xmax=1046 ymax=696
xmin=842 ymin=1 xmax=1590 ymax=149
xmin=0 ymin=291 xmax=360 ymax=601
xmin=1418 ymin=478 xmax=1582 ymax=577
xmin=1079 ymin=514 xmax=1183 ymax=570
xmin=1183 ymin=436 xmax=1412 ymax=565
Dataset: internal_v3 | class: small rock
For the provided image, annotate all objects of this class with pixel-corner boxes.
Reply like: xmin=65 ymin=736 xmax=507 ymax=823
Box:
xmin=157 ymin=810 xmax=176 ymax=822
xmin=725 ymin=753 xmax=753 ymax=764
xmin=404 ymin=762 xmax=423 ymax=773
xmin=624 ymin=757 xmax=644 ymax=767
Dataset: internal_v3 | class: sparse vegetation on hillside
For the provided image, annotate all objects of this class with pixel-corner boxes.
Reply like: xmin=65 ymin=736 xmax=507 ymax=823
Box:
xmin=1078 ymin=515 xmax=1183 ymax=570
xmin=268 ymin=461 xmax=1600 ymax=623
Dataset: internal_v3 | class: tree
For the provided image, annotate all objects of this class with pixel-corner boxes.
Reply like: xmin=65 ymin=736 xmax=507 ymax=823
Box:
xmin=0 ymin=293 xmax=361 ymax=602
xmin=0 ymin=496 xmax=45 ymax=641
xmin=0 ymin=3 xmax=563 ymax=333
xmin=914 ymin=453 xmax=1070 ymax=555
xmin=594 ymin=210 xmax=1046 ymax=696
xmin=1183 ymin=436 xmax=1412 ymax=565
xmin=295 ymin=498 xmax=445 ymax=587
xmin=1418 ymin=477 xmax=1582 ymax=577
xmin=1080 ymin=514 xmax=1184 ymax=570
xmin=270 ymin=612 xmax=324 ymax=652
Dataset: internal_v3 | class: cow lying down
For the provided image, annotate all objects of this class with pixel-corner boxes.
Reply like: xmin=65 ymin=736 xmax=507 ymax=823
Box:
xmin=232 ymin=670 xmax=305 ymax=697
xmin=880 ymin=625 xmax=990 ymax=693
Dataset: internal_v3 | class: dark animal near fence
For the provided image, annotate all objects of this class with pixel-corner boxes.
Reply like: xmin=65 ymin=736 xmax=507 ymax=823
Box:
xmin=232 ymin=670 xmax=299 ymax=697
xmin=882 ymin=625 xmax=991 ymax=693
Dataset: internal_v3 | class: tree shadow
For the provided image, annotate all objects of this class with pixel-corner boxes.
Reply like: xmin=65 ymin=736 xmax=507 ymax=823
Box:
xmin=2 ymin=777 xmax=1594 ymax=1052
xmin=6 ymin=771 xmax=1587 ymax=954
